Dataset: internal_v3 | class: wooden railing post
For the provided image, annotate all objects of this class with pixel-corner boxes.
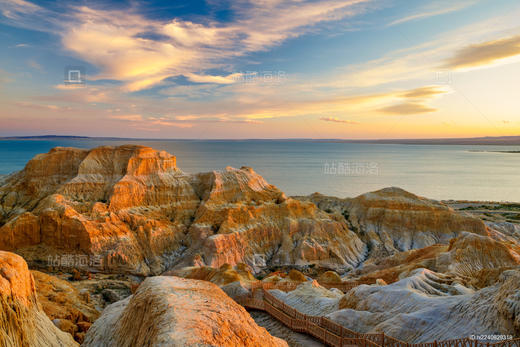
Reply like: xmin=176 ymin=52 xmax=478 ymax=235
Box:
xmin=243 ymin=279 xmax=520 ymax=347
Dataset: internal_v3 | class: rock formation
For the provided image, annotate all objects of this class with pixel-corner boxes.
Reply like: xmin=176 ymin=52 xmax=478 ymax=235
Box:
xmin=31 ymin=270 xmax=99 ymax=343
xmin=436 ymin=232 xmax=520 ymax=280
xmin=333 ymin=268 xmax=520 ymax=342
xmin=317 ymin=270 xmax=343 ymax=283
xmin=2 ymin=144 xmax=518 ymax=346
xmin=270 ymin=281 xmax=343 ymax=316
xmin=346 ymin=231 xmax=520 ymax=287
xmin=0 ymin=145 xmax=365 ymax=275
xmin=266 ymin=267 xmax=519 ymax=342
xmin=298 ymin=188 xmax=489 ymax=260
xmin=172 ymin=263 xmax=256 ymax=286
xmin=182 ymin=167 xmax=365 ymax=273
xmin=83 ymin=276 xmax=288 ymax=347
xmin=0 ymin=250 xmax=78 ymax=346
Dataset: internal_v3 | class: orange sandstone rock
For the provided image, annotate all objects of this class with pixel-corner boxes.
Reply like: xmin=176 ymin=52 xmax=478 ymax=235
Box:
xmin=318 ymin=270 xmax=343 ymax=283
xmin=172 ymin=263 xmax=256 ymax=286
xmin=0 ymin=145 xmax=365 ymax=275
xmin=83 ymin=276 xmax=288 ymax=347
xmin=299 ymin=187 xmax=489 ymax=260
xmin=31 ymin=270 xmax=99 ymax=341
xmin=0 ymin=251 xmax=78 ymax=346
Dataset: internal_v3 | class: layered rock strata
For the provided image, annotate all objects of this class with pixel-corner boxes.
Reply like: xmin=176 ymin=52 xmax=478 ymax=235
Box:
xmin=83 ymin=276 xmax=288 ymax=347
xmin=0 ymin=145 xmax=365 ymax=275
xmin=0 ymin=251 xmax=78 ymax=346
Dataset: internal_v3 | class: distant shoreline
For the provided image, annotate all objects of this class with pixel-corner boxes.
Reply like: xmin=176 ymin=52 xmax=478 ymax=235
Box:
xmin=468 ymin=150 xmax=520 ymax=153
xmin=2 ymin=135 xmax=520 ymax=146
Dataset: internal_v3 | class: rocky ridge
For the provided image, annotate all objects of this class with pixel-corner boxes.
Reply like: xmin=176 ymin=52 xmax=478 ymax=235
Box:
xmin=296 ymin=188 xmax=489 ymax=260
xmin=333 ymin=268 xmax=520 ymax=342
xmin=1 ymin=145 xmax=519 ymax=346
xmin=31 ymin=270 xmax=100 ymax=343
xmin=0 ymin=145 xmax=365 ymax=275
xmin=83 ymin=276 xmax=288 ymax=347
xmin=0 ymin=250 xmax=77 ymax=346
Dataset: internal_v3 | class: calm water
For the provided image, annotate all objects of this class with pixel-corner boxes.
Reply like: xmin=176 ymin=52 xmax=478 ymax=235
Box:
xmin=0 ymin=139 xmax=519 ymax=202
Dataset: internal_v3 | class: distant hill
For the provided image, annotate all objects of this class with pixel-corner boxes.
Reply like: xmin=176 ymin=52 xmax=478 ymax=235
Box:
xmin=0 ymin=135 xmax=90 ymax=140
xmin=321 ymin=136 xmax=520 ymax=145
xmin=1 ymin=135 xmax=520 ymax=145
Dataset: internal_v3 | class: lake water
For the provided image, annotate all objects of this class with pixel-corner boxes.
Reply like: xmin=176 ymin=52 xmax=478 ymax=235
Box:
xmin=0 ymin=138 xmax=519 ymax=202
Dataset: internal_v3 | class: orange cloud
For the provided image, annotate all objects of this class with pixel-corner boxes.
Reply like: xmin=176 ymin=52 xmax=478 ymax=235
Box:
xmin=109 ymin=114 xmax=194 ymax=129
xmin=54 ymin=1 xmax=372 ymax=91
xmin=378 ymin=103 xmax=437 ymax=115
xmin=400 ymin=86 xmax=447 ymax=99
xmin=443 ymin=35 xmax=520 ymax=69
xmin=320 ymin=117 xmax=359 ymax=124
xmin=110 ymin=114 xmax=143 ymax=121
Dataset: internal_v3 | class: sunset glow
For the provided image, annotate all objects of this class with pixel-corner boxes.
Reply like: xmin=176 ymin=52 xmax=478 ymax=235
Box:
xmin=1 ymin=0 xmax=519 ymax=139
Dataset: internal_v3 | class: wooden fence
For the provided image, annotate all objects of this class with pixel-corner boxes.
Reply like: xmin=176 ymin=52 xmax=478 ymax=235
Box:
xmin=238 ymin=281 xmax=519 ymax=347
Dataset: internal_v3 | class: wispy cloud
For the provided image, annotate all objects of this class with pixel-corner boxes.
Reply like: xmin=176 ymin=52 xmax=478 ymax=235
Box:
xmin=14 ymin=101 xmax=62 ymax=110
xmin=0 ymin=0 xmax=41 ymax=20
xmin=378 ymin=102 xmax=437 ymax=115
xmin=109 ymin=114 xmax=143 ymax=121
xmin=320 ymin=117 xmax=359 ymax=124
xmin=442 ymin=34 xmax=520 ymax=70
xmin=317 ymin=10 xmax=520 ymax=91
xmin=388 ymin=1 xmax=475 ymax=26
xmin=186 ymin=85 xmax=449 ymax=120
xmin=2 ymin=0 xmax=519 ymax=138
xmin=147 ymin=117 xmax=194 ymax=128
xmin=1 ymin=0 xmax=373 ymax=92
xmin=52 ymin=85 xmax=111 ymax=103
xmin=400 ymin=86 xmax=448 ymax=98
xmin=109 ymin=114 xmax=193 ymax=128
xmin=375 ymin=85 xmax=447 ymax=115
xmin=185 ymin=72 xmax=243 ymax=85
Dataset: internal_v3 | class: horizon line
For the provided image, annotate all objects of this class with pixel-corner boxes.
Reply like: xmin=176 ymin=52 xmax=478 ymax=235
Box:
xmin=2 ymin=134 xmax=520 ymax=143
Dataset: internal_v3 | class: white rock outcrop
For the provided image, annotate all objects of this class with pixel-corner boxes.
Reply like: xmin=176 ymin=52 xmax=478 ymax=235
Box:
xmin=331 ymin=268 xmax=520 ymax=342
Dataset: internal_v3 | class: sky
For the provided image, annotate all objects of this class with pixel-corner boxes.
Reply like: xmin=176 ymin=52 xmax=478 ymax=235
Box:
xmin=0 ymin=0 xmax=520 ymax=139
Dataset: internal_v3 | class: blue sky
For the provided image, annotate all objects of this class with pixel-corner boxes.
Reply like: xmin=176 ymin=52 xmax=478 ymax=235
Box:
xmin=1 ymin=0 xmax=520 ymax=138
